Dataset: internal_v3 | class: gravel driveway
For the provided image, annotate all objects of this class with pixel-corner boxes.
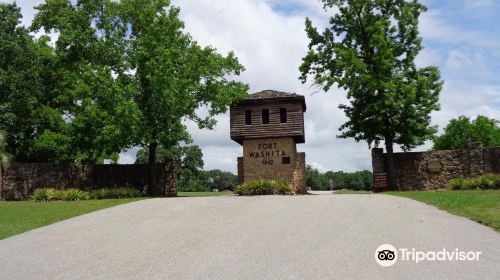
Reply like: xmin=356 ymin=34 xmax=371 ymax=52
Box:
xmin=1 ymin=194 xmax=499 ymax=279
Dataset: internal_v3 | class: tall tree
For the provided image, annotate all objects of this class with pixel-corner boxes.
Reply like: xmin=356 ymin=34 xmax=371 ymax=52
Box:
xmin=0 ymin=2 xmax=71 ymax=162
xmin=120 ymin=0 xmax=248 ymax=194
xmin=433 ymin=115 xmax=500 ymax=150
xmin=32 ymin=0 xmax=140 ymax=163
xmin=300 ymin=0 xmax=442 ymax=189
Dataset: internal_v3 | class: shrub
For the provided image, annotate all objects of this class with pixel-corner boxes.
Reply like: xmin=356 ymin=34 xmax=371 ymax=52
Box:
xmin=89 ymin=188 xmax=142 ymax=199
xmin=32 ymin=187 xmax=142 ymax=201
xmin=448 ymin=174 xmax=500 ymax=190
xmin=62 ymin=189 xmax=88 ymax=201
xmin=234 ymin=179 xmax=294 ymax=196
xmin=32 ymin=188 xmax=69 ymax=201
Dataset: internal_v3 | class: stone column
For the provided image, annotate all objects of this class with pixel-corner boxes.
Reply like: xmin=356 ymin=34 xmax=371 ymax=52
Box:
xmin=371 ymin=148 xmax=388 ymax=192
xmin=292 ymin=152 xmax=306 ymax=194
xmin=371 ymin=148 xmax=385 ymax=173
xmin=468 ymin=142 xmax=484 ymax=178
xmin=164 ymin=160 xmax=177 ymax=197
xmin=237 ymin=157 xmax=244 ymax=185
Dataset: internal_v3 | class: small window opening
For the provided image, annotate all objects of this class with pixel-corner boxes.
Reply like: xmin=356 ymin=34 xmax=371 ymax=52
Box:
xmin=245 ymin=110 xmax=252 ymax=125
xmin=262 ymin=109 xmax=270 ymax=124
xmin=280 ymin=108 xmax=287 ymax=123
xmin=282 ymin=156 xmax=291 ymax=164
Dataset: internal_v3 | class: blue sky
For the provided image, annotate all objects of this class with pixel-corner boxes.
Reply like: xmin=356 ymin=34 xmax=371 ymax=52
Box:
xmin=6 ymin=0 xmax=500 ymax=172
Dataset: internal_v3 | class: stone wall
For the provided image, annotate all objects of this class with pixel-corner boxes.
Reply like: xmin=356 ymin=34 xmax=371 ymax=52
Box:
xmin=237 ymin=137 xmax=306 ymax=192
xmin=242 ymin=137 xmax=297 ymax=182
xmin=0 ymin=162 xmax=177 ymax=200
xmin=371 ymin=144 xmax=500 ymax=191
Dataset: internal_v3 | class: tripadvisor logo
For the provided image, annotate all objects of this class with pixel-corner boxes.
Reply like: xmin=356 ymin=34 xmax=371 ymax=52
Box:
xmin=375 ymin=244 xmax=397 ymax=267
xmin=375 ymin=244 xmax=482 ymax=267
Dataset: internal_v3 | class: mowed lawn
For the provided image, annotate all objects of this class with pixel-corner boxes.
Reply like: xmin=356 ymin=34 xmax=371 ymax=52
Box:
xmin=0 ymin=198 xmax=145 ymax=240
xmin=386 ymin=190 xmax=500 ymax=231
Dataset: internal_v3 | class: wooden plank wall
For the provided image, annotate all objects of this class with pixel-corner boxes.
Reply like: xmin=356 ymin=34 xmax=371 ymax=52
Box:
xmin=230 ymin=100 xmax=304 ymax=143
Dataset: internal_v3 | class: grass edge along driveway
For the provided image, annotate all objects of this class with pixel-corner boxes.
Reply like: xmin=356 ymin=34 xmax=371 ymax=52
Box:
xmin=386 ymin=190 xmax=500 ymax=232
xmin=0 ymin=192 xmax=231 ymax=240
xmin=0 ymin=198 xmax=146 ymax=240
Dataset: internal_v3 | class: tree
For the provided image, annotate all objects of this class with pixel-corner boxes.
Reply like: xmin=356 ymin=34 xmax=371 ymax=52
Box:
xmin=201 ymin=169 xmax=238 ymax=192
xmin=32 ymin=0 xmax=139 ymax=163
xmin=306 ymin=165 xmax=326 ymax=190
xmin=136 ymin=144 xmax=204 ymax=191
xmin=433 ymin=115 xmax=500 ymax=150
xmin=136 ymin=144 xmax=203 ymax=173
xmin=120 ymin=0 xmax=248 ymax=194
xmin=0 ymin=3 xmax=72 ymax=163
xmin=300 ymin=0 xmax=442 ymax=190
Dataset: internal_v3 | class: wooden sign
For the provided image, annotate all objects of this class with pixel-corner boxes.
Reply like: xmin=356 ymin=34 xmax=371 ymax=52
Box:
xmin=427 ymin=160 xmax=442 ymax=173
xmin=373 ymin=173 xmax=388 ymax=189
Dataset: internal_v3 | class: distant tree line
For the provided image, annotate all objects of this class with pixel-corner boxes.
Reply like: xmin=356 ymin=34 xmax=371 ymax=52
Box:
xmin=135 ymin=145 xmax=237 ymax=192
xmin=306 ymin=165 xmax=373 ymax=191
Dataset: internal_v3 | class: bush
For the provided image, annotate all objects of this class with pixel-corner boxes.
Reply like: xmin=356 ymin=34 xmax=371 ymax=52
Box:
xmin=62 ymin=188 xmax=88 ymax=201
xmin=234 ymin=179 xmax=294 ymax=196
xmin=32 ymin=187 xmax=142 ymax=201
xmin=32 ymin=188 xmax=60 ymax=202
xmin=448 ymin=174 xmax=500 ymax=190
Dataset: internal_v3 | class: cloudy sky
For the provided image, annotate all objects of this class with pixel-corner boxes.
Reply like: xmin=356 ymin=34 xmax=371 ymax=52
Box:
xmin=8 ymin=0 xmax=500 ymax=173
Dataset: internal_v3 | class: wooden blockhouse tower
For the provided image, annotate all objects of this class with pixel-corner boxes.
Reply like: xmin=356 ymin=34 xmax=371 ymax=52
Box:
xmin=230 ymin=90 xmax=307 ymax=193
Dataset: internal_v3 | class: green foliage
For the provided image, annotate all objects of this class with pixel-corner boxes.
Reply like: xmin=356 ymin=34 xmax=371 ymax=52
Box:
xmin=306 ymin=165 xmax=372 ymax=191
xmin=32 ymin=0 xmax=140 ymax=163
xmin=31 ymin=188 xmax=60 ymax=202
xmin=136 ymin=145 xmax=203 ymax=171
xmin=0 ymin=3 xmax=71 ymax=163
xmin=119 ymin=0 xmax=248 ymax=178
xmin=433 ymin=115 xmax=500 ymax=150
xmin=32 ymin=188 xmax=142 ymax=201
xmin=3 ymin=1 xmax=247 ymax=166
xmin=0 ymin=130 xmax=11 ymax=165
xmin=61 ymin=189 xmax=89 ymax=201
xmin=448 ymin=174 xmax=500 ymax=190
xmin=300 ymin=0 xmax=442 ymax=152
xmin=234 ymin=179 xmax=294 ymax=196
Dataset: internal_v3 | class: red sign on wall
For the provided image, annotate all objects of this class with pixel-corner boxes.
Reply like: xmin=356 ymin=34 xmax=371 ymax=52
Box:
xmin=373 ymin=173 xmax=388 ymax=190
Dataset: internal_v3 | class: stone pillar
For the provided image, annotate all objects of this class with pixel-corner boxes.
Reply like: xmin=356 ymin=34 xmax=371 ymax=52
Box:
xmin=371 ymin=148 xmax=388 ymax=192
xmin=468 ymin=142 xmax=484 ymax=178
xmin=164 ymin=160 xmax=177 ymax=197
xmin=371 ymin=148 xmax=385 ymax=173
xmin=237 ymin=157 xmax=244 ymax=185
xmin=292 ymin=152 xmax=306 ymax=194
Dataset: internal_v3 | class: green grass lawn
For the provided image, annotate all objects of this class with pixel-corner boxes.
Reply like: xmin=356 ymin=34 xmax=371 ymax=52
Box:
xmin=177 ymin=191 xmax=233 ymax=197
xmin=0 ymin=198 xmax=145 ymax=240
xmin=386 ymin=190 xmax=500 ymax=231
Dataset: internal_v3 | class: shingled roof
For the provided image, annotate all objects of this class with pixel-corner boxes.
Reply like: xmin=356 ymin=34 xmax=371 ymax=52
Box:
xmin=246 ymin=90 xmax=303 ymax=100
xmin=235 ymin=90 xmax=306 ymax=111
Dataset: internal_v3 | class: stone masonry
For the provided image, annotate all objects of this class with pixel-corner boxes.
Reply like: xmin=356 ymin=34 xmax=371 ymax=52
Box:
xmin=239 ymin=137 xmax=306 ymax=194
xmin=371 ymin=143 xmax=500 ymax=191
xmin=0 ymin=162 xmax=177 ymax=200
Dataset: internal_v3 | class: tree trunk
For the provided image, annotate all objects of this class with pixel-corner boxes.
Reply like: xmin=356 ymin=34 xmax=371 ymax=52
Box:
xmin=147 ymin=142 xmax=157 ymax=196
xmin=385 ymin=138 xmax=397 ymax=191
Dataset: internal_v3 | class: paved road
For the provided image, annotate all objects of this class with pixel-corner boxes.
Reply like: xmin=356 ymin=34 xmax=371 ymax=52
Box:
xmin=1 ymin=194 xmax=499 ymax=280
